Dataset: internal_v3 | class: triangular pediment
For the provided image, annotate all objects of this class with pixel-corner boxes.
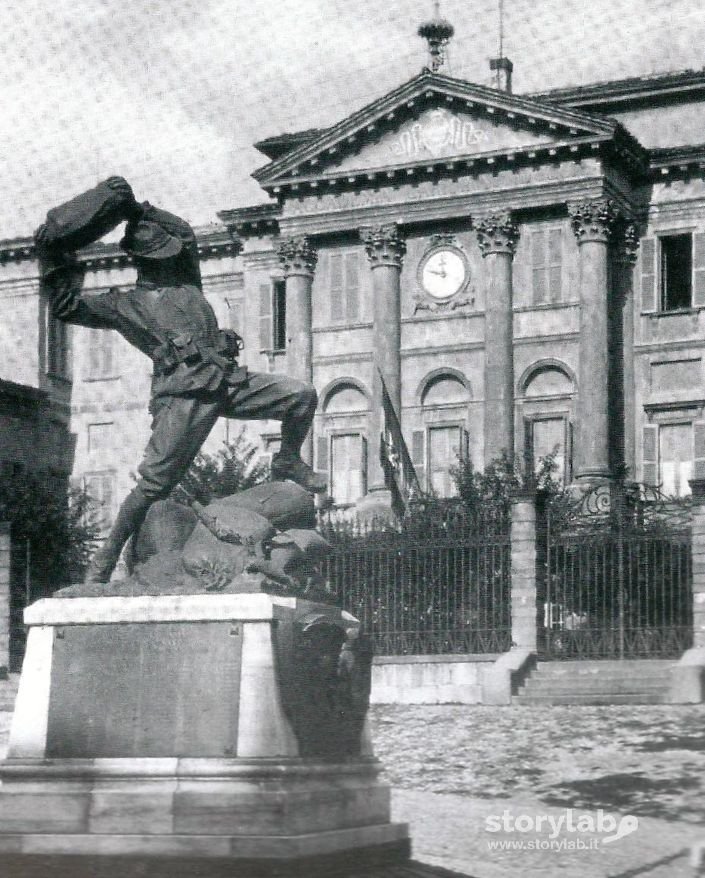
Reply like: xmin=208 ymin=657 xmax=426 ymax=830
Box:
xmin=332 ymin=106 xmax=558 ymax=172
xmin=254 ymin=71 xmax=626 ymax=191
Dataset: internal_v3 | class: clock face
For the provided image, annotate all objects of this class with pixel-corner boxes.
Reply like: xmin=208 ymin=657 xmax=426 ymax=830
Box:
xmin=420 ymin=248 xmax=468 ymax=300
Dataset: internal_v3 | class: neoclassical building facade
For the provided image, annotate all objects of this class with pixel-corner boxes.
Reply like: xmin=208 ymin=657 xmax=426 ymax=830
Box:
xmin=3 ymin=62 xmax=705 ymax=522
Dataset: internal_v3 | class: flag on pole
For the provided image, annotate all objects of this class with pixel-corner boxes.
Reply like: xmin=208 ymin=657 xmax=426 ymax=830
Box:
xmin=378 ymin=368 xmax=422 ymax=513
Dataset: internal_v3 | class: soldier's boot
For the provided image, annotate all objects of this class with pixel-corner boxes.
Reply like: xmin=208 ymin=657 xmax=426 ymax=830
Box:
xmin=84 ymin=487 xmax=151 ymax=583
xmin=271 ymin=453 xmax=327 ymax=494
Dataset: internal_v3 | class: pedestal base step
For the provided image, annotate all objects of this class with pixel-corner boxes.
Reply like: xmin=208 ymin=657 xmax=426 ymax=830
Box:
xmin=0 ymin=837 xmax=464 ymax=878
xmin=0 ymin=822 xmax=408 ymax=859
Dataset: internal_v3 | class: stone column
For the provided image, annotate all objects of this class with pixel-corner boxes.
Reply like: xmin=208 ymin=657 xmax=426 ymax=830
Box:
xmin=0 ymin=523 xmax=9 ymax=677
xmin=569 ymin=199 xmax=620 ymax=484
xmin=475 ymin=213 xmax=519 ymax=466
xmin=509 ymin=491 xmax=538 ymax=652
xmin=278 ymin=236 xmax=317 ymax=465
xmin=359 ymin=224 xmax=406 ymax=511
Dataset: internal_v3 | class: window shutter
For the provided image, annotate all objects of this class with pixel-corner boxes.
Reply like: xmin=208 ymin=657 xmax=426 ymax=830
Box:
xmin=411 ymin=429 xmax=426 ymax=491
xmin=524 ymin=418 xmax=535 ymax=475
xmin=693 ymin=233 xmax=705 ymax=308
xmin=548 ymin=228 xmax=563 ymax=303
xmin=344 ymin=253 xmax=360 ymax=323
xmin=258 ymin=283 xmax=272 ymax=351
xmin=693 ymin=422 xmax=705 ymax=481
xmin=330 ymin=255 xmax=343 ymax=323
xmin=459 ymin=427 xmax=470 ymax=461
xmin=531 ymin=229 xmax=547 ymax=304
xmin=640 ymin=238 xmax=657 ymax=312
xmin=88 ymin=328 xmax=101 ymax=376
xmin=102 ymin=331 xmax=112 ymax=377
xmin=360 ymin=434 xmax=368 ymax=496
xmin=642 ymin=424 xmax=658 ymax=486
xmin=566 ymin=421 xmax=574 ymax=483
xmin=228 ymin=299 xmax=243 ymax=335
xmin=316 ymin=434 xmax=329 ymax=472
xmin=63 ymin=323 xmax=73 ymax=379
xmin=101 ymin=474 xmax=114 ymax=527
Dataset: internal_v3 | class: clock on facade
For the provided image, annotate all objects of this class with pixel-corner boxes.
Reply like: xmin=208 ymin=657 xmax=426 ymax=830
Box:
xmin=418 ymin=246 xmax=469 ymax=300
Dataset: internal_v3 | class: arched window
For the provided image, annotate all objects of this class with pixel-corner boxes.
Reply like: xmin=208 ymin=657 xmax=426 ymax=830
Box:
xmin=520 ymin=363 xmax=575 ymax=485
xmin=318 ymin=381 xmax=369 ymax=507
xmin=413 ymin=371 xmax=471 ymax=497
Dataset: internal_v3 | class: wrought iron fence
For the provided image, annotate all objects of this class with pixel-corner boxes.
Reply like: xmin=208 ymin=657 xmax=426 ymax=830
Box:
xmin=319 ymin=502 xmax=511 ymax=655
xmin=540 ymin=483 xmax=693 ymax=660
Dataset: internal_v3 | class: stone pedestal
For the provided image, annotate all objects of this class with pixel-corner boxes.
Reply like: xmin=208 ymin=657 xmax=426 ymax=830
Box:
xmin=509 ymin=491 xmax=538 ymax=653
xmin=0 ymin=593 xmax=408 ymax=871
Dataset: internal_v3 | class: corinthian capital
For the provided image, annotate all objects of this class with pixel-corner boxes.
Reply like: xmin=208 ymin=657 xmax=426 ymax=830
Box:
xmin=278 ymin=236 xmax=318 ymax=277
xmin=475 ymin=213 xmax=519 ymax=257
xmin=569 ymin=199 xmax=620 ymax=244
xmin=361 ymin=224 xmax=406 ymax=269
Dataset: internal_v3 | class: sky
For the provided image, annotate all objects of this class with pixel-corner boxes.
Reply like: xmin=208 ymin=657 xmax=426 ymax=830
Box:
xmin=1 ymin=0 xmax=704 ymax=239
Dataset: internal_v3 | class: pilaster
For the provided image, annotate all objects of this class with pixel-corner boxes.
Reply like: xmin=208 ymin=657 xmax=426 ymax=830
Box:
xmin=614 ymin=223 xmax=640 ymax=480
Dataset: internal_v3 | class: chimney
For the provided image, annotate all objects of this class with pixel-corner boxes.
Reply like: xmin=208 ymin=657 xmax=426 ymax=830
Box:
xmin=490 ymin=57 xmax=513 ymax=93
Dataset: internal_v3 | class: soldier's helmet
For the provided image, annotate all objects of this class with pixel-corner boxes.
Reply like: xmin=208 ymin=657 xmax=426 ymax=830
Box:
xmin=120 ymin=220 xmax=183 ymax=260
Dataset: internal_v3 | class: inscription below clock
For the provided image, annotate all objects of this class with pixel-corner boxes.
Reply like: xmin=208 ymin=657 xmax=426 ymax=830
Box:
xmin=420 ymin=248 xmax=469 ymax=300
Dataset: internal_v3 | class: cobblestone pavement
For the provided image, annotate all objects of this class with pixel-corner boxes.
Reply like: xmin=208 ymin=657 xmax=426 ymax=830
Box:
xmin=371 ymin=704 xmax=705 ymax=878
xmin=0 ymin=706 xmax=703 ymax=877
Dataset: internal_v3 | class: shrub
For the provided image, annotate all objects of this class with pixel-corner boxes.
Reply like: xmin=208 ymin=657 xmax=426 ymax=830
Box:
xmin=173 ymin=427 xmax=270 ymax=506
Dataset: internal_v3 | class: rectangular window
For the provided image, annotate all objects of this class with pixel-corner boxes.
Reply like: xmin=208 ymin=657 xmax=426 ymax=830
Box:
xmin=660 ymin=234 xmax=692 ymax=311
xmin=86 ymin=328 xmax=115 ymax=379
xmin=272 ymin=280 xmax=286 ymax=351
xmin=330 ymin=433 xmax=366 ymax=506
xmin=88 ymin=423 xmax=114 ymax=455
xmin=531 ymin=228 xmax=562 ymax=305
xmin=84 ymin=472 xmax=115 ymax=531
xmin=259 ymin=280 xmax=286 ymax=352
xmin=659 ymin=423 xmax=692 ymax=497
xmin=428 ymin=425 xmax=464 ymax=498
xmin=329 ymin=252 xmax=360 ymax=324
xmin=528 ymin=416 xmax=568 ymax=485
xmin=47 ymin=314 xmax=71 ymax=378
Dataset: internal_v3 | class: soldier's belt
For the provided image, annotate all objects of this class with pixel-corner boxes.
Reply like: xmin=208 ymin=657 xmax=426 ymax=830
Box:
xmin=152 ymin=330 xmax=243 ymax=376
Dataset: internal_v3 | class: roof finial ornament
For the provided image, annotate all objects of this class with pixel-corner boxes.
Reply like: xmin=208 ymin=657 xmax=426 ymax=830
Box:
xmin=418 ymin=1 xmax=454 ymax=73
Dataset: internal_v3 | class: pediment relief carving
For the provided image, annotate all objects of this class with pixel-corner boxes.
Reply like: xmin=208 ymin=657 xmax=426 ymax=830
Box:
xmin=333 ymin=107 xmax=556 ymax=173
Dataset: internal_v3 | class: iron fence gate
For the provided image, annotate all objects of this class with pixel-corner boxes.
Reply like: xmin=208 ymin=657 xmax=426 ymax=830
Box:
xmin=539 ymin=483 xmax=693 ymax=660
xmin=319 ymin=503 xmax=511 ymax=655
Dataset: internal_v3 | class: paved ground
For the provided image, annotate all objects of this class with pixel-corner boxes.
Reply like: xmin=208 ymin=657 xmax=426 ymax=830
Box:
xmin=0 ymin=705 xmax=704 ymax=877
xmin=371 ymin=704 xmax=705 ymax=877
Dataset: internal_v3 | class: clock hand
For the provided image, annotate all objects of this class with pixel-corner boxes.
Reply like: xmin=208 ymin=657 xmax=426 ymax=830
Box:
xmin=427 ymin=268 xmax=447 ymax=277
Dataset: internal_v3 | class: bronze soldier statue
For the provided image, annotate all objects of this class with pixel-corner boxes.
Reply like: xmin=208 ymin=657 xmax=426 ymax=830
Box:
xmin=35 ymin=176 xmax=326 ymax=584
